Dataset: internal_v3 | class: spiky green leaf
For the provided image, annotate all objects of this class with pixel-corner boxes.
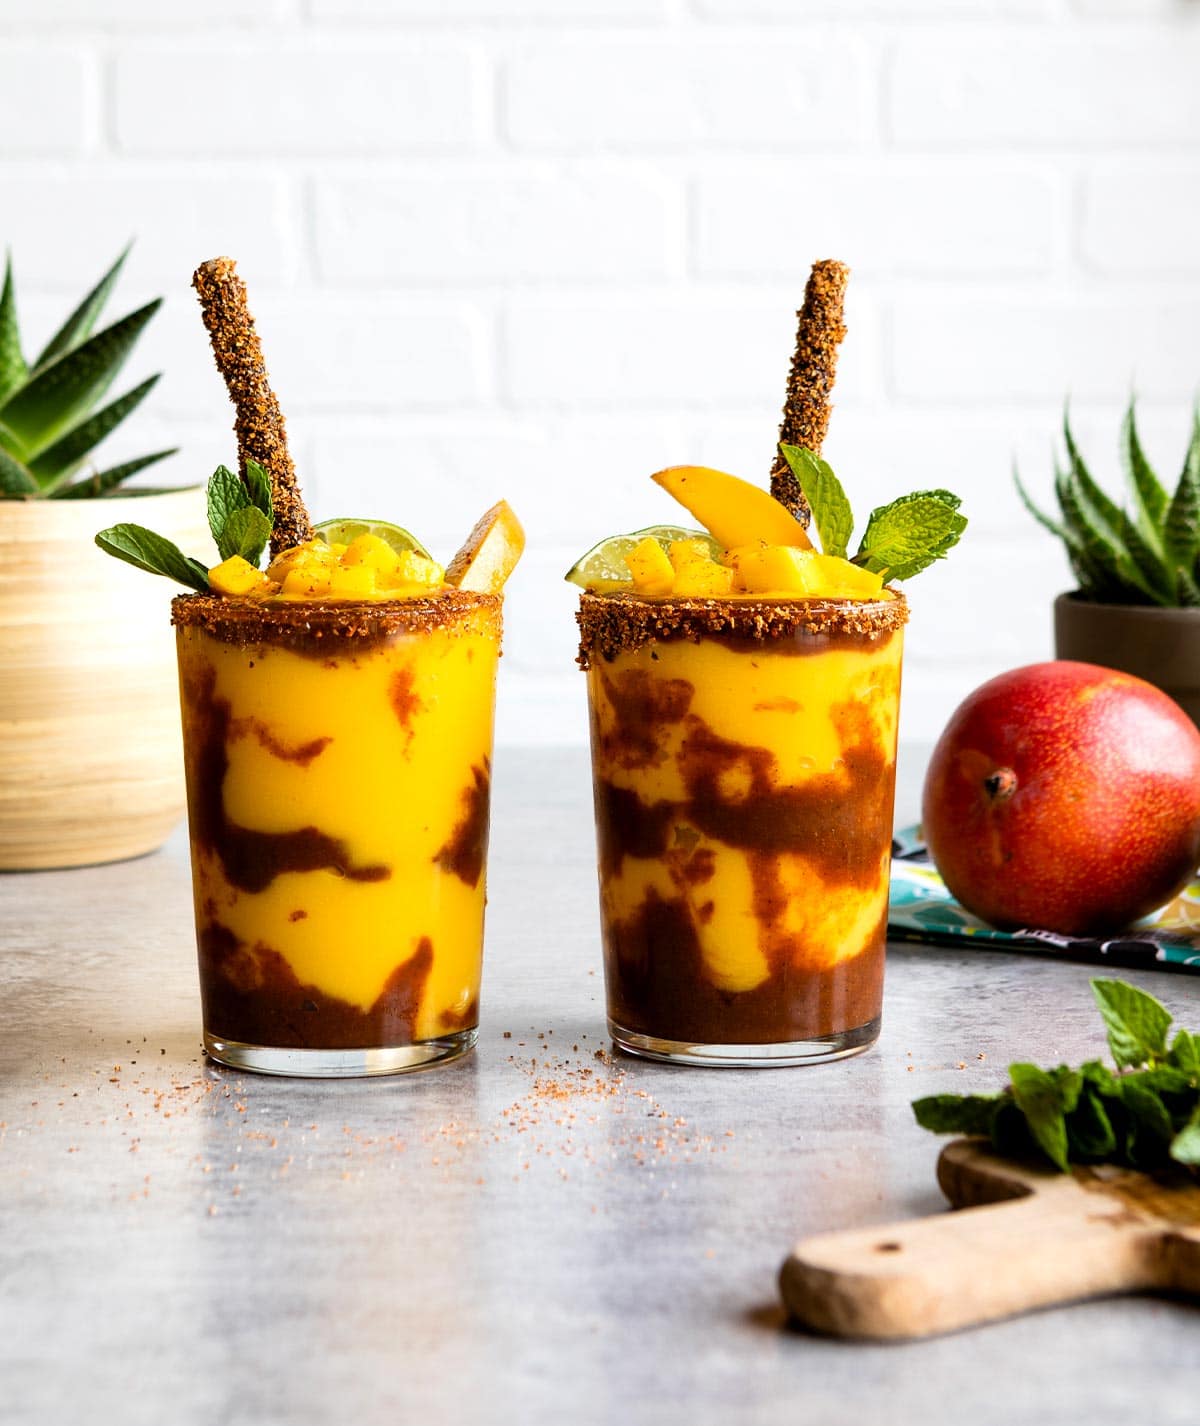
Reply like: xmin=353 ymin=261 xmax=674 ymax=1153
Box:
xmin=1064 ymin=408 xmax=1125 ymax=541
xmin=1014 ymin=463 xmax=1071 ymax=542
xmin=27 ymin=374 xmax=160 ymax=486
xmin=0 ymin=252 xmax=25 ymax=405
xmin=1177 ymin=566 xmax=1200 ymax=608
xmin=1056 ymin=467 xmax=1149 ymax=602
xmin=32 ymin=242 xmax=131 ymax=372
xmin=1118 ymin=509 xmax=1175 ymax=605
xmin=1120 ymin=400 xmax=1169 ymax=547
xmin=0 ymin=298 xmax=161 ymax=457
xmin=1163 ymin=411 xmax=1200 ymax=572
xmin=94 ymin=522 xmax=209 ymax=591
xmin=54 ymin=447 xmax=178 ymax=499
xmin=0 ymin=442 xmax=36 ymax=496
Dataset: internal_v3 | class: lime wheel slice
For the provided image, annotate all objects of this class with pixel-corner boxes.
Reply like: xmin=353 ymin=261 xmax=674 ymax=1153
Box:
xmin=564 ymin=525 xmax=719 ymax=589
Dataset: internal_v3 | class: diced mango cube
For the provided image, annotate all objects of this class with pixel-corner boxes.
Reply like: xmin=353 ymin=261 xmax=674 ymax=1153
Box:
xmin=624 ymin=537 xmax=675 ymax=595
xmin=342 ymin=533 xmax=402 ymax=577
xmin=672 ymin=560 xmax=734 ymax=598
xmin=281 ymin=567 xmax=332 ymax=599
xmin=329 ymin=563 xmax=378 ymax=599
xmin=208 ymin=555 xmax=274 ymax=597
xmin=668 ymin=538 xmax=715 ymax=572
xmin=267 ymin=538 xmax=339 ymax=586
xmin=728 ymin=545 xmax=820 ymax=595
xmin=390 ymin=550 xmax=444 ymax=588
xmin=810 ymin=553 xmax=884 ymax=599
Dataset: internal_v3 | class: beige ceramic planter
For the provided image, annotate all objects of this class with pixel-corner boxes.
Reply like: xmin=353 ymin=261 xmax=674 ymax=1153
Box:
xmin=1054 ymin=591 xmax=1200 ymax=728
xmin=0 ymin=487 xmax=209 ymax=870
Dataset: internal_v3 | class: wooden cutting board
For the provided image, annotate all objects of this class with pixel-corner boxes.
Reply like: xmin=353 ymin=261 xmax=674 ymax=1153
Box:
xmin=779 ymin=1138 xmax=1200 ymax=1340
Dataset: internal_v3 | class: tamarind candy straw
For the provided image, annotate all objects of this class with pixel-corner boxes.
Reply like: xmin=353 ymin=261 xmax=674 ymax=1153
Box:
xmin=769 ymin=259 xmax=851 ymax=521
xmin=192 ymin=258 xmax=312 ymax=557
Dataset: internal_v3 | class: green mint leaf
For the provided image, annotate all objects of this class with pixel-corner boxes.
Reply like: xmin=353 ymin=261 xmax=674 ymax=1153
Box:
xmin=778 ymin=444 xmax=854 ymax=559
xmin=1008 ymin=1063 xmax=1081 ymax=1172
xmin=911 ymin=1094 xmax=1001 ymax=1136
xmin=1170 ymin=1106 xmax=1200 ymax=1166
xmin=207 ymin=463 xmax=253 ymax=556
xmin=1091 ymin=978 xmax=1172 ymax=1069
xmin=855 ymin=492 xmax=967 ymax=581
xmin=1118 ymin=1079 xmax=1175 ymax=1167
xmin=914 ymin=981 xmax=1200 ymax=1175
xmin=220 ymin=505 xmax=271 ymax=566
xmin=95 ymin=523 xmax=209 ymax=592
xmin=989 ymin=1100 xmax=1038 ymax=1161
xmin=1169 ymin=1029 xmax=1200 ymax=1075
xmin=1065 ymin=1087 xmax=1117 ymax=1161
xmin=243 ymin=458 xmax=273 ymax=522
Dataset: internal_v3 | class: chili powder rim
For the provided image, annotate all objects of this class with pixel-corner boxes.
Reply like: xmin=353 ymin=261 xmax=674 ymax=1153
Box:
xmin=575 ymin=588 xmax=907 ymax=667
xmin=172 ymin=588 xmax=502 ymax=652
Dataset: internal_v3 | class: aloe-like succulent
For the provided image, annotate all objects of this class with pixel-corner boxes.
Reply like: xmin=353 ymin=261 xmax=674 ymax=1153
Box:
xmin=1018 ymin=403 xmax=1200 ymax=607
xmin=0 ymin=246 xmax=175 ymax=499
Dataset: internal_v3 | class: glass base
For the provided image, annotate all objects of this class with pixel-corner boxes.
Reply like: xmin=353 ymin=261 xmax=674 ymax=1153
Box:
xmin=608 ymin=1017 xmax=880 ymax=1068
xmin=203 ymin=1028 xmax=476 ymax=1078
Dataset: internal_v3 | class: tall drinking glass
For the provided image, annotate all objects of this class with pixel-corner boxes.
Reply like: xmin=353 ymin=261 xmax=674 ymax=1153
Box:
xmin=579 ymin=591 xmax=906 ymax=1067
xmin=174 ymin=591 xmax=501 ymax=1077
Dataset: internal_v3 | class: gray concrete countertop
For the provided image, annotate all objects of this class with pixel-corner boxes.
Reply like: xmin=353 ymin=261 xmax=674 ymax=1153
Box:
xmin=3 ymin=746 xmax=1197 ymax=1426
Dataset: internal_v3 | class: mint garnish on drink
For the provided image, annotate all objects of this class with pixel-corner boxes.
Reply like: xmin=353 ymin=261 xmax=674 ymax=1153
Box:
xmin=913 ymin=978 xmax=1200 ymax=1173
xmin=96 ymin=459 xmax=275 ymax=591
xmin=779 ymin=444 xmax=967 ymax=579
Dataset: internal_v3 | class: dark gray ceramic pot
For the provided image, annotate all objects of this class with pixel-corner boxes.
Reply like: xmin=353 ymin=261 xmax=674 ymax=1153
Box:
xmin=1054 ymin=591 xmax=1200 ymax=728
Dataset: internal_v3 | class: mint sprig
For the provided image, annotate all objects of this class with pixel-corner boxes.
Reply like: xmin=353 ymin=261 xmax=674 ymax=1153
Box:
xmin=779 ymin=444 xmax=966 ymax=580
xmin=96 ymin=461 xmax=276 ymax=590
xmin=95 ymin=523 xmax=210 ymax=592
xmin=913 ymin=979 xmax=1200 ymax=1173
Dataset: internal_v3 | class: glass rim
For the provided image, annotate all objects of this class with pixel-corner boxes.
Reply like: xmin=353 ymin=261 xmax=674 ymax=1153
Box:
xmin=576 ymin=587 xmax=907 ymax=667
xmin=172 ymin=587 xmax=502 ymax=653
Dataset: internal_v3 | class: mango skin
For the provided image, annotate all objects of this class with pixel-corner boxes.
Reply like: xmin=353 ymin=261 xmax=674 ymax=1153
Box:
xmin=922 ymin=661 xmax=1200 ymax=936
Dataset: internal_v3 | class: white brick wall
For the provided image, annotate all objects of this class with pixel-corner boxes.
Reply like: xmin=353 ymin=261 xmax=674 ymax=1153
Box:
xmin=2 ymin=0 xmax=1199 ymax=748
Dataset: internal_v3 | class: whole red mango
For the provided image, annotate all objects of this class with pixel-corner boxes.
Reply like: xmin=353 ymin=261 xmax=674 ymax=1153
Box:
xmin=922 ymin=661 xmax=1200 ymax=936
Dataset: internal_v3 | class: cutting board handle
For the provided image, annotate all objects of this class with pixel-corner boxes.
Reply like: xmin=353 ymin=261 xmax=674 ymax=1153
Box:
xmin=779 ymin=1185 xmax=1160 ymax=1340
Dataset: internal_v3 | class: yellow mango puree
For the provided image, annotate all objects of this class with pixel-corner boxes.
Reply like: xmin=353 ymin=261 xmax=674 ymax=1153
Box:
xmin=177 ymin=596 xmax=500 ymax=1046
xmin=587 ymin=624 xmax=903 ymax=1043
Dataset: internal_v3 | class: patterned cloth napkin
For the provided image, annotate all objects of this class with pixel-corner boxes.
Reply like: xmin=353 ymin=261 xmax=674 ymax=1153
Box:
xmin=888 ymin=826 xmax=1200 ymax=973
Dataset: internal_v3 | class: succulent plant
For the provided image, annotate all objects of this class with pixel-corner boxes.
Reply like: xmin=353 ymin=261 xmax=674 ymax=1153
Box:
xmin=1018 ymin=403 xmax=1200 ymax=607
xmin=0 ymin=246 xmax=175 ymax=499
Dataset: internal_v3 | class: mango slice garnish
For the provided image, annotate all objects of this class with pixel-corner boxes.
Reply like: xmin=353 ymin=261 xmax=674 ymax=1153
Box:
xmin=445 ymin=499 xmax=526 ymax=594
xmin=650 ymin=465 xmax=813 ymax=552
